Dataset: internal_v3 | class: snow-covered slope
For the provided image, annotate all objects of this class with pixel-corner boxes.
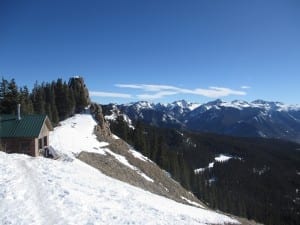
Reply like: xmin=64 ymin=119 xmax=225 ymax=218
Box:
xmin=0 ymin=114 xmax=239 ymax=225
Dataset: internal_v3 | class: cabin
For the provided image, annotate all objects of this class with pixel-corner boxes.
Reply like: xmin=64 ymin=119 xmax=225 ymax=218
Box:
xmin=0 ymin=113 xmax=53 ymax=157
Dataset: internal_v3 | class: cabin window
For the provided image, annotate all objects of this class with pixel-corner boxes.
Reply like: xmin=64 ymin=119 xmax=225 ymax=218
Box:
xmin=38 ymin=138 xmax=43 ymax=149
xmin=44 ymin=136 xmax=47 ymax=146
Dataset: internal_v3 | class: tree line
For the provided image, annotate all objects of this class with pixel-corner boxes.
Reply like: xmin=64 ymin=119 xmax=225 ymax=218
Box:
xmin=0 ymin=77 xmax=89 ymax=125
xmin=107 ymin=114 xmax=300 ymax=225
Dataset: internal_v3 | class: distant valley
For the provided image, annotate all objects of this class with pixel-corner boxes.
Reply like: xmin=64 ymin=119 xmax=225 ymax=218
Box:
xmin=103 ymin=100 xmax=300 ymax=225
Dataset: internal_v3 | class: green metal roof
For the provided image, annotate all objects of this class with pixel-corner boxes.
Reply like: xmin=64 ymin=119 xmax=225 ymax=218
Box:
xmin=0 ymin=114 xmax=52 ymax=138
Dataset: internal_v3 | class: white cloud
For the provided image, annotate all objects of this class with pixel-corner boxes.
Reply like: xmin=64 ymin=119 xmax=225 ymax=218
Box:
xmin=89 ymin=91 xmax=132 ymax=98
xmin=192 ymin=87 xmax=246 ymax=98
xmin=137 ymin=91 xmax=178 ymax=100
xmin=115 ymin=84 xmax=179 ymax=92
xmin=116 ymin=84 xmax=246 ymax=99
xmin=241 ymin=85 xmax=251 ymax=89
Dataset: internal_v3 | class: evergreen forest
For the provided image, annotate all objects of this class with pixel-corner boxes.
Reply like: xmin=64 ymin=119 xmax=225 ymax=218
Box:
xmin=107 ymin=114 xmax=300 ymax=225
xmin=0 ymin=77 xmax=89 ymax=124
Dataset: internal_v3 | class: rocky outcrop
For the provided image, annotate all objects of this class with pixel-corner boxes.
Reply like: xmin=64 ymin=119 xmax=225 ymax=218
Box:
xmin=90 ymin=103 xmax=112 ymax=141
xmin=68 ymin=76 xmax=91 ymax=112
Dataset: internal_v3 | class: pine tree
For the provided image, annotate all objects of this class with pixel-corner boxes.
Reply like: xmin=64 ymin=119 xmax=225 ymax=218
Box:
xmin=19 ymin=86 xmax=34 ymax=114
xmin=0 ymin=79 xmax=19 ymax=114
xmin=50 ymin=82 xmax=59 ymax=124
xmin=133 ymin=121 xmax=147 ymax=155
xmin=66 ymin=83 xmax=75 ymax=116
xmin=55 ymin=79 xmax=67 ymax=120
xmin=43 ymin=83 xmax=53 ymax=121
xmin=0 ymin=77 xmax=9 ymax=113
xmin=31 ymin=82 xmax=45 ymax=114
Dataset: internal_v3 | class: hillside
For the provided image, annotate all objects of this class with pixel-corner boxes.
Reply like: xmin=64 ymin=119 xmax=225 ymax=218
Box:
xmin=0 ymin=113 xmax=241 ymax=225
xmin=106 ymin=111 xmax=300 ymax=225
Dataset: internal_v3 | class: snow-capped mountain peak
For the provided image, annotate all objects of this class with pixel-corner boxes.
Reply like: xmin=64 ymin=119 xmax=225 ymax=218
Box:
xmin=220 ymin=100 xmax=251 ymax=110
xmin=168 ymin=100 xmax=201 ymax=111
xmin=135 ymin=101 xmax=154 ymax=109
xmin=103 ymin=99 xmax=300 ymax=143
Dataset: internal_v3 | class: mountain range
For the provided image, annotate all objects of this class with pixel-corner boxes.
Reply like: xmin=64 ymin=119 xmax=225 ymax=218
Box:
xmin=103 ymin=99 xmax=300 ymax=143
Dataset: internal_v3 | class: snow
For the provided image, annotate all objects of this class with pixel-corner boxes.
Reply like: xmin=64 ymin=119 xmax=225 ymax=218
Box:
xmin=205 ymin=105 xmax=213 ymax=110
xmin=198 ymin=99 xmax=300 ymax=112
xmin=174 ymin=100 xmax=185 ymax=108
xmin=123 ymin=114 xmax=135 ymax=129
xmin=0 ymin=113 xmax=239 ymax=225
xmin=194 ymin=154 xmax=234 ymax=174
xmin=138 ymin=172 xmax=154 ymax=183
xmin=215 ymin=154 xmax=232 ymax=162
xmin=136 ymin=101 xmax=153 ymax=110
xmin=112 ymin=134 xmax=120 ymax=139
xmin=105 ymin=114 xmax=117 ymax=121
xmin=104 ymin=148 xmax=154 ymax=182
xmin=220 ymin=101 xmax=250 ymax=110
xmin=208 ymin=162 xmax=215 ymax=168
xmin=162 ymin=113 xmax=167 ymax=122
xmin=181 ymin=196 xmax=205 ymax=208
xmin=105 ymin=111 xmax=135 ymax=129
xmin=104 ymin=148 xmax=136 ymax=170
xmin=278 ymin=104 xmax=300 ymax=111
xmin=0 ymin=152 xmax=238 ymax=225
xmin=129 ymin=148 xmax=150 ymax=162
xmin=194 ymin=168 xmax=205 ymax=174
xmin=50 ymin=114 xmax=108 ymax=157
xmin=258 ymin=131 xmax=267 ymax=137
xmin=52 ymin=114 xmax=152 ymax=183
xmin=188 ymin=103 xmax=201 ymax=111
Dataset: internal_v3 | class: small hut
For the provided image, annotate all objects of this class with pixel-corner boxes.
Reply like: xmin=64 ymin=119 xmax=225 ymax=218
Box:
xmin=0 ymin=112 xmax=53 ymax=157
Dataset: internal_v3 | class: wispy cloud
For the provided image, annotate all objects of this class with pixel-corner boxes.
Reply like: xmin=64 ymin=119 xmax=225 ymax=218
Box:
xmin=116 ymin=84 xmax=246 ymax=99
xmin=241 ymin=85 xmax=251 ymax=89
xmin=89 ymin=91 xmax=132 ymax=98
xmin=116 ymin=84 xmax=178 ymax=92
xmin=192 ymin=87 xmax=246 ymax=98
xmin=137 ymin=91 xmax=178 ymax=100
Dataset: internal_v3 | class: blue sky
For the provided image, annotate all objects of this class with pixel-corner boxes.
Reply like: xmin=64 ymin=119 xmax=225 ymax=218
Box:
xmin=1 ymin=0 xmax=299 ymax=104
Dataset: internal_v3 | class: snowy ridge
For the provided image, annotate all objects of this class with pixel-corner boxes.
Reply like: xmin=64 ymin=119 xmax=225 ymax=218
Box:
xmin=167 ymin=100 xmax=200 ymax=111
xmin=0 ymin=114 xmax=239 ymax=225
xmin=51 ymin=114 xmax=150 ymax=183
xmin=110 ymin=99 xmax=300 ymax=143
xmin=49 ymin=114 xmax=108 ymax=157
xmin=119 ymin=99 xmax=300 ymax=112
